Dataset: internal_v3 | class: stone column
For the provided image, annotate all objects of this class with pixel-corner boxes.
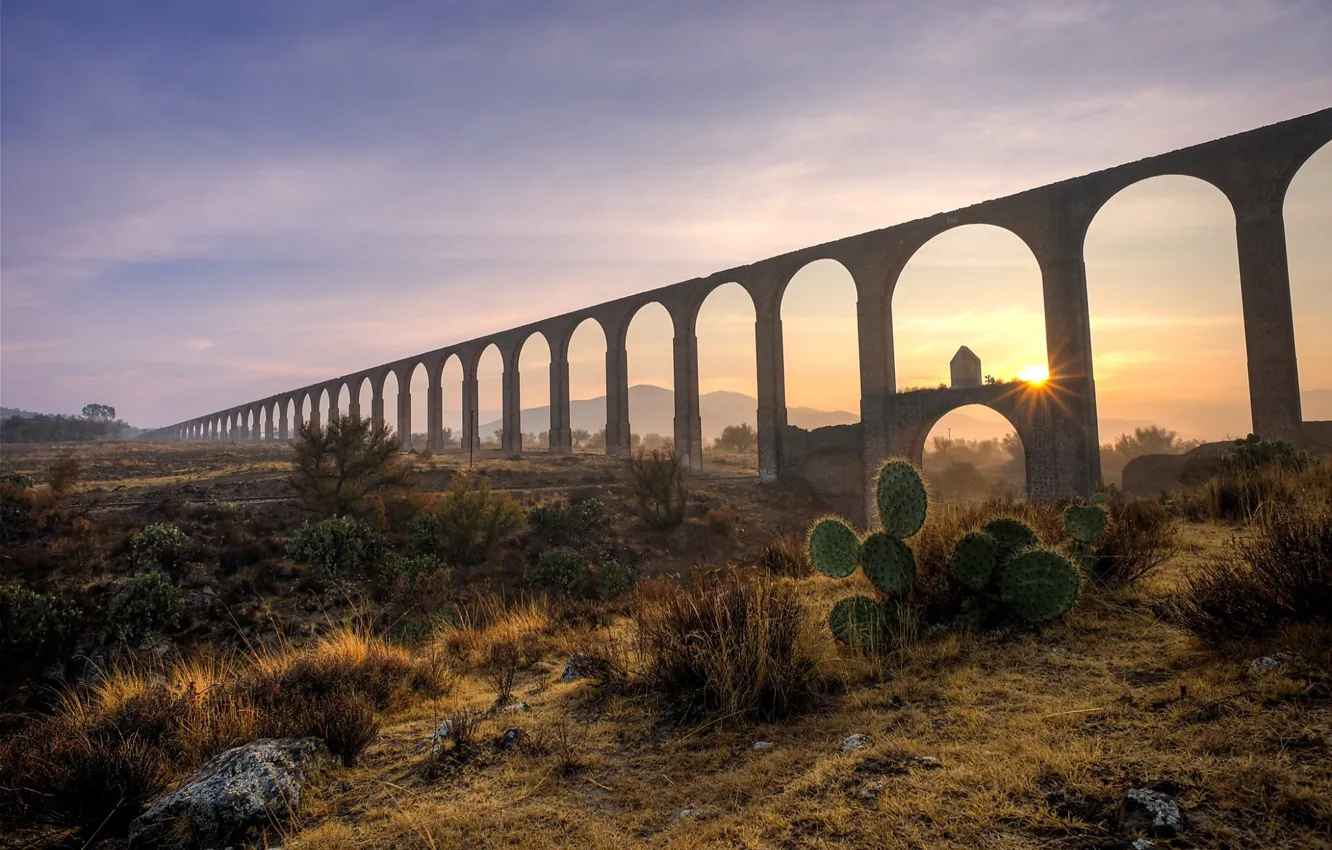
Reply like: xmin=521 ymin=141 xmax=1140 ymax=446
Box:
xmin=549 ymin=341 xmax=573 ymax=454
xmin=427 ymin=371 xmax=444 ymax=451
xmin=309 ymin=398 xmax=320 ymax=431
xmin=605 ymin=324 xmax=631 ymax=456
xmin=371 ymin=380 xmax=385 ymax=432
xmin=1032 ymin=200 xmax=1101 ymax=498
xmin=502 ymin=352 xmax=523 ymax=455
xmin=278 ymin=402 xmax=289 ymax=441
xmin=753 ymin=286 xmax=787 ymax=483
xmin=462 ymin=369 xmax=480 ymax=451
xmin=1233 ymin=193 xmax=1302 ymax=442
xmin=854 ymin=271 xmax=897 ymax=524
xmin=348 ymin=388 xmax=361 ymax=424
xmin=671 ymin=311 xmax=703 ymax=471
xmin=397 ymin=383 xmax=413 ymax=450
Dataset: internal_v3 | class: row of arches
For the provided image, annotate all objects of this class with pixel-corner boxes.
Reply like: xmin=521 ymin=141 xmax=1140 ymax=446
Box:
xmin=171 ymin=131 xmax=1331 ymax=500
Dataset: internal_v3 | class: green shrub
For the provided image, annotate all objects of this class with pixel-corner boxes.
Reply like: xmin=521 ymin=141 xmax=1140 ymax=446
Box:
xmin=409 ymin=470 xmax=523 ymax=565
xmin=130 ymin=523 xmax=193 ymax=573
xmin=289 ymin=515 xmax=390 ymax=578
xmin=596 ymin=559 xmax=639 ymax=600
xmin=527 ymin=498 xmax=607 ymax=541
xmin=628 ymin=449 xmax=688 ymax=528
xmin=529 ymin=547 xmax=590 ymax=595
xmin=107 ymin=573 xmax=184 ymax=639
xmin=377 ymin=553 xmax=449 ymax=583
xmin=0 ymin=584 xmax=81 ymax=662
xmin=1226 ymin=433 xmax=1308 ymax=473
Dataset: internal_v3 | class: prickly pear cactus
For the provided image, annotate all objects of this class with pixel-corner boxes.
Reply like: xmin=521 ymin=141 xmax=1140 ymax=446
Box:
xmin=1063 ymin=504 xmax=1107 ymax=544
xmin=859 ymin=532 xmax=915 ymax=597
xmin=950 ymin=531 xmax=998 ymax=591
xmin=808 ymin=517 xmax=860 ymax=578
xmin=982 ymin=517 xmax=1039 ymax=564
xmin=875 ymin=459 xmax=928 ymax=538
xmin=828 ymin=595 xmax=888 ymax=647
xmin=1000 ymin=549 xmax=1081 ymax=623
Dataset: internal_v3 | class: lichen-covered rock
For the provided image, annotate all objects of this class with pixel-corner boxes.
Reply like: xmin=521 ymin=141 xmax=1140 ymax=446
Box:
xmin=1118 ymin=786 xmax=1186 ymax=838
xmin=129 ymin=737 xmax=333 ymax=848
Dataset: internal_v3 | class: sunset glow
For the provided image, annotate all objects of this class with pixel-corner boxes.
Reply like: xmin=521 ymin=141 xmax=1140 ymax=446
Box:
xmin=1019 ymin=365 xmax=1050 ymax=385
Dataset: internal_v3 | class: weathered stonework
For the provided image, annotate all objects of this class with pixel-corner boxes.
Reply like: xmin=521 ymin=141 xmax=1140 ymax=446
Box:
xmin=151 ymin=109 xmax=1332 ymax=507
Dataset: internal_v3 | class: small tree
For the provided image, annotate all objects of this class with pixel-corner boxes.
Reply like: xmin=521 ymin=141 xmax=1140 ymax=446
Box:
xmin=571 ymin=428 xmax=590 ymax=447
xmin=289 ymin=415 xmax=416 ymax=517
xmin=81 ymin=403 xmax=116 ymax=422
xmin=713 ymin=423 xmax=757 ymax=452
xmin=1113 ymin=425 xmax=1202 ymax=458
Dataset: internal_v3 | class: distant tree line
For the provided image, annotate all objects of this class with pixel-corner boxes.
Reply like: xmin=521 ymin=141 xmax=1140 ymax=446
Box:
xmin=0 ymin=404 xmax=130 ymax=443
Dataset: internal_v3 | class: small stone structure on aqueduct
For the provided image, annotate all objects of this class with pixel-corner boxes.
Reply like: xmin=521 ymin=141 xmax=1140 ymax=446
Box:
xmin=151 ymin=109 xmax=1332 ymax=525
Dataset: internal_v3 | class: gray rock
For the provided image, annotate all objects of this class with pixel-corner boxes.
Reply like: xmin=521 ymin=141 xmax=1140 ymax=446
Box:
xmin=560 ymin=653 xmax=592 ymax=682
xmin=1118 ymin=786 xmax=1185 ymax=838
xmin=129 ymin=738 xmax=333 ymax=848
xmin=1132 ymin=840 xmax=1156 ymax=850
xmin=857 ymin=779 xmax=884 ymax=800
xmin=423 ymin=719 xmax=452 ymax=754
xmin=498 ymin=728 xmax=525 ymax=750
xmin=842 ymin=733 xmax=871 ymax=752
xmin=915 ymin=755 xmax=942 ymax=769
xmin=1247 ymin=654 xmax=1291 ymax=677
xmin=751 ymin=740 xmax=774 ymax=750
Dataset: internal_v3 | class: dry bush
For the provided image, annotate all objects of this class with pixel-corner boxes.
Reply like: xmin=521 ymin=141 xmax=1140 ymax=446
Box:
xmin=1174 ymin=496 xmax=1332 ymax=645
xmin=288 ymin=689 xmax=381 ymax=767
xmin=439 ymin=594 xmax=556 ymax=669
xmin=758 ymin=530 xmax=812 ymax=578
xmin=1179 ymin=458 xmax=1332 ymax=522
xmin=706 ymin=505 xmax=740 ymax=537
xmin=628 ymin=449 xmax=688 ymax=528
xmin=633 ymin=573 xmax=822 ymax=724
xmin=1081 ymin=495 xmax=1178 ymax=589
xmin=289 ymin=415 xmax=417 ymax=519
xmin=409 ymin=470 xmax=523 ymax=565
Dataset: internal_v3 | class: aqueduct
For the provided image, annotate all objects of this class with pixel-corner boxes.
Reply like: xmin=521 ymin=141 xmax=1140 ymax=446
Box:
xmin=152 ymin=109 xmax=1332 ymax=524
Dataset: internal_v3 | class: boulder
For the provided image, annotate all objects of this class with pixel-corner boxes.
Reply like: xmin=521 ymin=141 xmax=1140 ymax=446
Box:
xmin=129 ymin=737 xmax=333 ymax=848
xmin=1117 ymin=783 xmax=1186 ymax=839
xmin=1122 ymin=442 xmax=1231 ymax=496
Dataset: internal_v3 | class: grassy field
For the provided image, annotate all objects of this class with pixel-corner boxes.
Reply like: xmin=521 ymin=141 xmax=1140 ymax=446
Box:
xmin=1 ymin=440 xmax=1328 ymax=849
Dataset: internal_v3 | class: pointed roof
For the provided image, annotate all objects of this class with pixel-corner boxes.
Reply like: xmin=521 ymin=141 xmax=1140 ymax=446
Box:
xmin=951 ymin=345 xmax=980 ymax=364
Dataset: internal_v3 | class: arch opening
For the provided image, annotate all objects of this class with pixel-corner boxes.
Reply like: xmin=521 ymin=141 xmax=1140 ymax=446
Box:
xmin=408 ymin=362 xmax=428 ymax=450
xmin=568 ymin=318 xmax=607 ymax=451
xmin=440 ymin=356 xmax=463 ymax=450
xmin=1284 ymin=140 xmax=1332 ymax=423
xmin=519 ymin=333 xmax=552 ymax=450
xmin=626 ymin=301 xmax=674 ymax=453
xmin=380 ymin=372 xmax=400 ymax=442
xmin=893 ymin=224 xmax=1046 ymax=392
xmin=697 ymin=282 xmax=758 ymax=474
xmin=1085 ymin=175 xmax=1244 ymax=485
xmin=780 ymin=259 xmax=859 ymax=425
xmin=478 ymin=344 xmax=504 ymax=449
xmin=919 ymin=404 xmax=1026 ymax=504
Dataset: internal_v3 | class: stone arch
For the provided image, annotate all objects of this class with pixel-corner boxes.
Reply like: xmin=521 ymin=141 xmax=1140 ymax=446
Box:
xmin=334 ymin=382 xmax=350 ymax=422
xmin=625 ymin=300 xmax=674 ymax=451
xmin=380 ymin=371 xmax=400 ymax=440
xmin=517 ymin=330 xmax=552 ymax=450
xmin=695 ymin=281 xmax=758 ymax=470
xmin=1283 ymin=140 xmax=1332 ymax=422
xmin=891 ymin=224 xmax=1046 ymax=392
xmin=567 ymin=316 xmax=607 ymax=449
xmin=779 ymin=258 xmax=860 ymax=420
xmin=1085 ymin=174 xmax=1246 ymax=443
xmin=322 ymin=385 xmax=339 ymax=422
xmin=917 ymin=404 xmax=1027 ymax=503
xmin=440 ymin=353 xmax=464 ymax=449
xmin=476 ymin=343 xmax=504 ymax=449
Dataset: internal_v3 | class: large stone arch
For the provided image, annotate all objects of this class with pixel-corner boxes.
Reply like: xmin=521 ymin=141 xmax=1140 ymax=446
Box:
xmin=1283 ymin=139 xmax=1332 ymax=436
xmin=693 ymin=280 xmax=758 ymax=472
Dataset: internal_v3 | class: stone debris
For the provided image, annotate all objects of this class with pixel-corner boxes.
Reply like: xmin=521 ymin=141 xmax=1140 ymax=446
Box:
xmin=751 ymin=740 xmax=774 ymax=750
xmin=1118 ymin=785 xmax=1186 ymax=838
xmin=842 ymin=733 xmax=871 ymax=752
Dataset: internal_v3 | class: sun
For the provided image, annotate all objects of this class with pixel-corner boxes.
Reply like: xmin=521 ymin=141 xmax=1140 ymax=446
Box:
xmin=1018 ymin=364 xmax=1049 ymax=385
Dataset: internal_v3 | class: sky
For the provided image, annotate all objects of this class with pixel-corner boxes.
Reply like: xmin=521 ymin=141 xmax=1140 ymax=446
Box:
xmin=2 ymin=0 xmax=1331 ymax=443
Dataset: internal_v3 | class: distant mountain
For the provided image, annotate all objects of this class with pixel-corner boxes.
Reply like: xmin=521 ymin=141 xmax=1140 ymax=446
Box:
xmin=475 ymin=385 xmax=858 ymax=442
xmin=1 ymin=407 xmax=52 ymax=420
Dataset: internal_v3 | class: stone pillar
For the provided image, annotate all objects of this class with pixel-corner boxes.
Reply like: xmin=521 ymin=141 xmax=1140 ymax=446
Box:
xmin=1033 ymin=203 xmax=1101 ymax=498
xmin=371 ymin=381 xmax=385 ymax=432
xmin=309 ymin=398 xmax=320 ymax=431
xmin=427 ymin=373 xmax=444 ymax=451
xmin=753 ymin=287 xmax=787 ymax=483
xmin=397 ymin=385 xmax=412 ymax=450
xmin=502 ymin=353 xmax=523 ymax=455
xmin=1233 ymin=194 xmax=1302 ymax=442
xmin=278 ymin=402 xmax=289 ymax=441
xmin=671 ymin=312 xmax=703 ymax=471
xmin=462 ymin=369 xmax=480 ymax=451
xmin=854 ymin=273 xmax=897 ymax=524
xmin=348 ymin=388 xmax=362 ymax=424
xmin=605 ymin=325 xmax=631 ymax=455
xmin=549 ymin=343 xmax=573 ymax=454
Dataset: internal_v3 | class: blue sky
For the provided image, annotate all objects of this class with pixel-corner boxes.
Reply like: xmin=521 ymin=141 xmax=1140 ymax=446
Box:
xmin=3 ymin=0 xmax=1331 ymax=438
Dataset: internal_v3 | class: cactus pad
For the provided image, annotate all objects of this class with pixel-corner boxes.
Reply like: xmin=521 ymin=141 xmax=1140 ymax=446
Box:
xmin=859 ymin=532 xmax=915 ymax=597
xmin=874 ymin=459 xmax=928 ymax=538
xmin=982 ymin=517 xmax=1039 ymax=564
xmin=807 ymin=517 xmax=860 ymax=578
xmin=828 ymin=595 xmax=888 ymax=647
xmin=950 ymin=532 xmax=998 ymax=591
xmin=1063 ymin=504 xmax=1107 ymax=544
xmin=1001 ymin=549 xmax=1081 ymax=623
